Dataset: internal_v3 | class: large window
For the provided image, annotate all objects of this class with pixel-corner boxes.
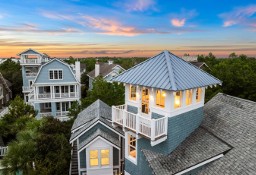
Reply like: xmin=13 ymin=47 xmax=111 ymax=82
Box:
xmin=156 ymin=90 xmax=166 ymax=108
xmin=174 ymin=91 xmax=182 ymax=109
xmin=130 ymin=85 xmax=136 ymax=101
xmin=128 ymin=134 xmax=136 ymax=159
xmin=89 ymin=149 xmax=110 ymax=167
xmin=49 ymin=70 xmax=63 ymax=80
xmin=186 ymin=90 xmax=192 ymax=105
xmin=196 ymin=88 xmax=202 ymax=102
xmin=89 ymin=150 xmax=99 ymax=167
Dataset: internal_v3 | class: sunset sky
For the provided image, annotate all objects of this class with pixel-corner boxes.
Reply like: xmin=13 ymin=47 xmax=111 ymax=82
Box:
xmin=0 ymin=0 xmax=256 ymax=58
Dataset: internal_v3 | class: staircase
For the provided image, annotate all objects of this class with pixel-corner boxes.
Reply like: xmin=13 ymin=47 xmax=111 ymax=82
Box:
xmin=0 ymin=73 xmax=11 ymax=93
xmin=70 ymin=141 xmax=78 ymax=175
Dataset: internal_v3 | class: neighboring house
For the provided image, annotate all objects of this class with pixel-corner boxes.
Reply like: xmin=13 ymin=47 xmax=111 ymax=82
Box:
xmin=0 ymin=72 xmax=12 ymax=109
xmin=182 ymin=56 xmax=211 ymax=71
xmin=19 ymin=48 xmax=81 ymax=120
xmin=87 ymin=60 xmax=125 ymax=90
xmin=111 ymin=50 xmax=222 ymax=175
xmin=69 ymin=99 xmax=124 ymax=175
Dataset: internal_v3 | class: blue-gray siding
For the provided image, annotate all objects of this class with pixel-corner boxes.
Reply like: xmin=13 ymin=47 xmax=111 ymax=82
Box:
xmin=34 ymin=60 xmax=77 ymax=84
xmin=80 ymin=149 xmax=87 ymax=168
xmin=125 ymin=107 xmax=204 ymax=175
xmin=127 ymin=105 xmax=138 ymax=114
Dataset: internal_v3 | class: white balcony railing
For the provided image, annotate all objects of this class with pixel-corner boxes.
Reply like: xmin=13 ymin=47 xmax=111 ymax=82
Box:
xmin=39 ymin=112 xmax=52 ymax=117
xmin=112 ymin=105 xmax=168 ymax=142
xmin=0 ymin=107 xmax=9 ymax=119
xmin=23 ymin=86 xmax=33 ymax=92
xmin=0 ymin=146 xmax=8 ymax=156
xmin=28 ymin=92 xmax=79 ymax=100
xmin=56 ymin=111 xmax=69 ymax=116
xmin=20 ymin=59 xmax=41 ymax=64
xmin=56 ymin=116 xmax=70 ymax=122
xmin=26 ymin=72 xmax=37 ymax=77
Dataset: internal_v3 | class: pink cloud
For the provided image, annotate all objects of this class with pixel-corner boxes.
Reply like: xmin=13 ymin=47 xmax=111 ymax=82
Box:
xmin=123 ymin=0 xmax=155 ymax=12
xmin=220 ymin=5 xmax=256 ymax=29
xmin=81 ymin=16 xmax=142 ymax=36
xmin=171 ymin=18 xmax=186 ymax=27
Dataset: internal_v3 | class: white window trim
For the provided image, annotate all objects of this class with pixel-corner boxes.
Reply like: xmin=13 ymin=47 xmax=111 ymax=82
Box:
xmin=125 ymin=132 xmax=137 ymax=165
xmin=87 ymin=147 xmax=112 ymax=169
xmin=49 ymin=69 xmax=63 ymax=80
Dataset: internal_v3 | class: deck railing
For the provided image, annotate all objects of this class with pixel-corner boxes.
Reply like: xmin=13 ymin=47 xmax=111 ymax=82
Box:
xmin=20 ymin=59 xmax=40 ymax=64
xmin=39 ymin=112 xmax=52 ymax=117
xmin=26 ymin=72 xmax=37 ymax=77
xmin=0 ymin=146 xmax=8 ymax=156
xmin=22 ymin=86 xmax=33 ymax=92
xmin=0 ymin=107 xmax=9 ymax=119
xmin=112 ymin=105 xmax=168 ymax=141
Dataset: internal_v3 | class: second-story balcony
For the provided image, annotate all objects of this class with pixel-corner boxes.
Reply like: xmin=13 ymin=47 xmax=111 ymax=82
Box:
xmin=29 ymin=92 xmax=79 ymax=101
xmin=112 ymin=105 xmax=168 ymax=146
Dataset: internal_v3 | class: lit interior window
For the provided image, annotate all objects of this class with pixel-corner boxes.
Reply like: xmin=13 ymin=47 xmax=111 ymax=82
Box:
xmin=130 ymin=85 xmax=136 ymax=101
xmin=174 ymin=91 xmax=182 ymax=108
xmin=186 ymin=90 xmax=192 ymax=105
xmin=156 ymin=90 xmax=166 ymax=108
xmin=101 ymin=149 xmax=110 ymax=166
xmin=196 ymin=88 xmax=202 ymax=102
xmin=89 ymin=150 xmax=99 ymax=167
xmin=128 ymin=134 xmax=136 ymax=158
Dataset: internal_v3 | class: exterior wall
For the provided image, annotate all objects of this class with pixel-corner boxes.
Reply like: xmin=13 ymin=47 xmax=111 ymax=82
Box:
xmin=34 ymin=60 xmax=77 ymax=84
xmin=88 ymin=77 xmax=93 ymax=90
xmin=125 ymin=107 xmax=204 ymax=175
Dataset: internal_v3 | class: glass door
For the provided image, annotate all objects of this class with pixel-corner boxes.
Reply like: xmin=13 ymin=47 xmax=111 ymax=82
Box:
xmin=141 ymin=88 xmax=149 ymax=115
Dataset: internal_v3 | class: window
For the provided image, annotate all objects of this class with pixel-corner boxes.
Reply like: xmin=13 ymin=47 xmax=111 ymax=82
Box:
xmin=156 ymin=90 xmax=166 ymax=108
xmin=196 ymin=88 xmax=202 ymax=102
xmin=90 ymin=150 xmax=99 ymax=167
xmin=70 ymin=85 xmax=75 ymax=92
xmin=128 ymin=134 xmax=136 ymax=158
xmin=49 ymin=70 xmax=63 ymax=80
xmin=101 ymin=149 xmax=110 ymax=166
xmin=186 ymin=90 xmax=192 ymax=105
xmin=44 ymin=103 xmax=51 ymax=109
xmin=89 ymin=149 xmax=110 ymax=167
xmin=174 ymin=91 xmax=182 ymax=109
xmin=130 ymin=85 xmax=136 ymax=101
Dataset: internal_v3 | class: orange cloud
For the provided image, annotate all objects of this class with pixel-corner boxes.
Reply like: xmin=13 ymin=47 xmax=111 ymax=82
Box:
xmin=171 ymin=18 xmax=186 ymax=27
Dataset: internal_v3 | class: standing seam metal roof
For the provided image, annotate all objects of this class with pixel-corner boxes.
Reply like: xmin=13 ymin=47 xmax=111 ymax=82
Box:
xmin=112 ymin=50 xmax=221 ymax=91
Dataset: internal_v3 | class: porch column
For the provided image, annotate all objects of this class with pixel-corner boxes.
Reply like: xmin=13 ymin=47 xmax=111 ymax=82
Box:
xmin=51 ymin=102 xmax=57 ymax=117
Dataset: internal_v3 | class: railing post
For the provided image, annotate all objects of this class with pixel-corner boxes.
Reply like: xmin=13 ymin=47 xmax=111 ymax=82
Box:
xmin=136 ymin=114 xmax=140 ymax=134
xmin=123 ymin=110 xmax=126 ymax=129
xmin=165 ymin=116 xmax=168 ymax=135
xmin=151 ymin=119 xmax=156 ymax=141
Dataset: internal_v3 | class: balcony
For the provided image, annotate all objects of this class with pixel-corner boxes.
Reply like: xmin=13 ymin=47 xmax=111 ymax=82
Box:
xmin=20 ymin=59 xmax=41 ymax=65
xmin=39 ymin=112 xmax=52 ymax=117
xmin=28 ymin=92 xmax=79 ymax=101
xmin=26 ymin=72 xmax=37 ymax=77
xmin=112 ymin=105 xmax=168 ymax=146
xmin=23 ymin=86 xmax=33 ymax=92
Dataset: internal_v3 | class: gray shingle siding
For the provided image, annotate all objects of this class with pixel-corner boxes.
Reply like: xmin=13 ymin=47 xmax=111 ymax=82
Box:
xmin=125 ymin=107 xmax=204 ymax=174
xmin=152 ymin=112 xmax=164 ymax=119
xmin=127 ymin=105 xmax=138 ymax=114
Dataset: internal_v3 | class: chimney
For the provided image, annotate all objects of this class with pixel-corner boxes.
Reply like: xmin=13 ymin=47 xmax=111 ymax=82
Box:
xmin=75 ymin=61 xmax=81 ymax=82
xmin=95 ymin=59 xmax=100 ymax=77
xmin=108 ymin=60 xmax=113 ymax=65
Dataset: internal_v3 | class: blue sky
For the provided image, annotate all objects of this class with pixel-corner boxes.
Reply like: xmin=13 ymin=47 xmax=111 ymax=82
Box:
xmin=0 ymin=0 xmax=255 ymax=57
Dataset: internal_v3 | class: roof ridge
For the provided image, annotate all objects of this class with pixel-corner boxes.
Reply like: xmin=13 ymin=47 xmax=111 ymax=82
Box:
xmin=164 ymin=50 xmax=177 ymax=91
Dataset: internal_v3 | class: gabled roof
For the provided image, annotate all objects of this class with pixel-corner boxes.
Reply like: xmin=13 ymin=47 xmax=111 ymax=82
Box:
xmin=142 ymin=93 xmax=256 ymax=175
xmin=70 ymin=99 xmax=124 ymax=142
xmin=78 ymin=128 xmax=120 ymax=151
xmin=33 ymin=59 xmax=79 ymax=84
xmin=0 ymin=72 xmax=12 ymax=92
xmin=87 ymin=63 xmax=124 ymax=79
xmin=17 ymin=48 xmax=44 ymax=56
xmin=112 ymin=50 xmax=221 ymax=91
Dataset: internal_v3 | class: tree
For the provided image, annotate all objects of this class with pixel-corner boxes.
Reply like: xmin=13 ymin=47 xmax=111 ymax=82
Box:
xmin=229 ymin=52 xmax=237 ymax=58
xmin=0 ymin=59 xmax=22 ymax=97
xmin=68 ymin=101 xmax=81 ymax=118
xmin=0 ymin=96 xmax=36 ymax=142
xmin=81 ymin=77 xmax=125 ymax=108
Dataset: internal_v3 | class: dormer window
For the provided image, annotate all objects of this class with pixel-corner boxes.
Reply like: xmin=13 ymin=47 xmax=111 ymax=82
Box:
xmin=156 ymin=90 xmax=166 ymax=108
xmin=130 ymin=85 xmax=136 ymax=101
xmin=174 ymin=91 xmax=182 ymax=109
xmin=49 ymin=70 xmax=63 ymax=80
xmin=196 ymin=88 xmax=202 ymax=102
xmin=186 ymin=90 xmax=192 ymax=105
